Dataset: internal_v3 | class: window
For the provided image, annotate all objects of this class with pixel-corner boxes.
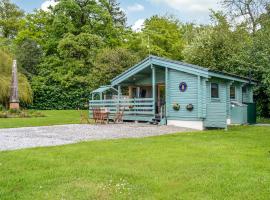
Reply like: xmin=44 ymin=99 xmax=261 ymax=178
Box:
xmin=140 ymin=89 xmax=147 ymax=98
xmin=131 ymin=88 xmax=137 ymax=98
xmin=211 ymin=83 xmax=219 ymax=98
xmin=230 ymin=86 xmax=236 ymax=99
xmin=242 ymin=86 xmax=247 ymax=93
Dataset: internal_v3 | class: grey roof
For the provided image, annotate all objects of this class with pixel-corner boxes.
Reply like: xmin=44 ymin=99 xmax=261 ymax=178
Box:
xmin=91 ymin=86 xmax=115 ymax=94
xmin=150 ymin=55 xmax=256 ymax=83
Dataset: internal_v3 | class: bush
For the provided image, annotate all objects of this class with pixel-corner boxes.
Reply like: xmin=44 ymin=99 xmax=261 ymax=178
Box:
xmin=0 ymin=110 xmax=45 ymax=118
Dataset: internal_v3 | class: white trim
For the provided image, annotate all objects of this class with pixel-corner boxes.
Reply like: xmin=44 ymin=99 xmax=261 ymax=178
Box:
xmin=167 ymin=120 xmax=204 ymax=130
xmin=227 ymin=118 xmax=231 ymax=125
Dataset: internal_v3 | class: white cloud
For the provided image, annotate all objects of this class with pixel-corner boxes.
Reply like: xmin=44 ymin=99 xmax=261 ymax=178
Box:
xmin=41 ymin=0 xmax=58 ymax=12
xmin=132 ymin=19 xmax=145 ymax=32
xmin=127 ymin=3 xmax=145 ymax=13
xmin=150 ymin=0 xmax=218 ymax=13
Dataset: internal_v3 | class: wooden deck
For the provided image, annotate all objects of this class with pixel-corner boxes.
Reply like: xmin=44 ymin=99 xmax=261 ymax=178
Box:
xmin=89 ymin=98 xmax=155 ymax=122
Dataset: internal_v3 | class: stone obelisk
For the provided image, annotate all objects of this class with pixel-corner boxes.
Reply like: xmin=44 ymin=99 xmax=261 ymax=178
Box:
xmin=9 ymin=60 xmax=20 ymax=110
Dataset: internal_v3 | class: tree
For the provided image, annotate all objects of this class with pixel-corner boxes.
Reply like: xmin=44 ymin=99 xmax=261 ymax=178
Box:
xmin=91 ymin=47 xmax=140 ymax=88
xmin=101 ymin=0 xmax=126 ymax=27
xmin=27 ymin=0 xmax=128 ymax=109
xmin=183 ymin=11 xmax=252 ymax=73
xmin=0 ymin=0 xmax=24 ymax=38
xmin=15 ymin=38 xmax=43 ymax=77
xmin=127 ymin=15 xmax=185 ymax=60
xmin=246 ymin=4 xmax=270 ymax=116
xmin=30 ymin=32 xmax=104 ymax=109
xmin=15 ymin=10 xmax=50 ymax=46
xmin=0 ymin=49 xmax=32 ymax=107
xmin=222 ymin=0 xmax=268 ymax=33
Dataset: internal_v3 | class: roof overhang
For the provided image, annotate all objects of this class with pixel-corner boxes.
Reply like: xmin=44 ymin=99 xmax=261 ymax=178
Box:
xmin=209 ymin=71 xmax=257 ymax=85
xmin=91 ymin=85 xmax=118 ymax=94
xmin=110 ymin=55 xmax=257 ymax=86
xmin=111 ymin=56 xmax=210 ymax=86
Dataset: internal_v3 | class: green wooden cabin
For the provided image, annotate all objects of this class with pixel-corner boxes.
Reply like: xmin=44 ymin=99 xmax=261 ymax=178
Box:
xmin=90 ymin=56 xmax=256 ymax=130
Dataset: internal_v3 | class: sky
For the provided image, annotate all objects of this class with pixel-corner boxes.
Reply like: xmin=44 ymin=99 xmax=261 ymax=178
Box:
xmin=11 ymin=0 xmax=221 ymax=31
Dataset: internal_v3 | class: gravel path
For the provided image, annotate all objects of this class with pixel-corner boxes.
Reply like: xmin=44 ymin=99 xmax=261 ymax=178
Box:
xmin=0 ymin=124 xmax=193 ymax=151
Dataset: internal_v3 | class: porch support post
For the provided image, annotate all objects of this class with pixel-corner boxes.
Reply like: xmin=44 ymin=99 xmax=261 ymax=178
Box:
xmin=197 ymin=76 xmax=201 ymax=118
xmin=136 ymin=87 xmax=140 ymax=98
xmin=202 ymin=79 xmax=207 ymax=118
xmin=165 ymin=67 xmax=168 ymax=119
xmin=117 ymin=85 xmax=121 ymax=111
xmin=227 ymin=81 xmax=233 ymax=121
xmin=151 ymin=64 xmax=156 ymax=115
xmin=128 ymin=86 xmax=132 ymax=98
xmin=99 ymin=92 xmax=102 ymax=100
xmin=117 ymin=85 xmax=121 ymax=98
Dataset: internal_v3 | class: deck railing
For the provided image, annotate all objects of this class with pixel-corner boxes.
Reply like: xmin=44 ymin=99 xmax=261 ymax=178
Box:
xmin=89 ymin=98 xmax=155 ymax=116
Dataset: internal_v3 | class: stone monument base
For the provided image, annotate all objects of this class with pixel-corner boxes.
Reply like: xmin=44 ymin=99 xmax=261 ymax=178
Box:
xmin=9 ymin=102 xmax=20 ymax=110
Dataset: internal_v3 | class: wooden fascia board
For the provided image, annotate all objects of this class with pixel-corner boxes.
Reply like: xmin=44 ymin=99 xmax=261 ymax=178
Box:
xmin=111 ymin=60 xmax=151 ymax=86
xmin=208 ymin=72 xmax=256 ymax=84
xmin=151 ymin=59 xmax=209 ymax=78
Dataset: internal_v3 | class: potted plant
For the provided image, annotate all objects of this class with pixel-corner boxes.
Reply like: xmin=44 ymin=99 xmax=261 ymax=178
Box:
xmin=186 ymin=104 xmax=194 ymax=111
xmin=173 ymin=103 xmax=180 ymax=111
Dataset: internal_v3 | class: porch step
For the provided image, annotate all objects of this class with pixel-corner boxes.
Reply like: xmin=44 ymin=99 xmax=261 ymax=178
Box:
xmin=151 ymin=115 xmax=161 ymax=125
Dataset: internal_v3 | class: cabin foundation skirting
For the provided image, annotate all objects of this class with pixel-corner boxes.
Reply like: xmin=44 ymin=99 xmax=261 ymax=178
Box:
xmin=167 ymin=120 xmax=204 ymax=130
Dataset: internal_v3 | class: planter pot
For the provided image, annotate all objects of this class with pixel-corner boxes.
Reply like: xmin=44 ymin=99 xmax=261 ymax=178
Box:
xmin=173 ymin=103 xmax=180 ymax=111
xmin=186 ymin=104 xmax=194 ymax=111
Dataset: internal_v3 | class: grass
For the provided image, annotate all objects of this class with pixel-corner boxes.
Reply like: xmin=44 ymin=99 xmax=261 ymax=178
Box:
xmin=0 ymin=110 xmax=88 ymax=129
xmin=0 ymin=126 xmax=269 ymax=199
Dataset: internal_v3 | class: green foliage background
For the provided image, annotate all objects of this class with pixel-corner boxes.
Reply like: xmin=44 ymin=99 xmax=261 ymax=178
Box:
xmin=0 ymin=0 xmax=270 ymax=116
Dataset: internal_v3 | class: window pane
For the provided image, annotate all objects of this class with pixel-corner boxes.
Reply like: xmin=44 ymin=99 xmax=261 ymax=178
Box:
xmin=211 ymin=83 xmax=219 ymax=98
xmin=242 ymin=86 xmax=247 ymax=93
xmin=230 ymin=86 xmax=235 ymax=99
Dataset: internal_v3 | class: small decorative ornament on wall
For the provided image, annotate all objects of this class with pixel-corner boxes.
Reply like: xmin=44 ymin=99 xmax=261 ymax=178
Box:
xmin=179 ymin=82 xmax=187 ymax=92
xmin=186 ymin=104 xmax=194 ymax=111
xmin=173 ymin=103 xmax=180 ymax=111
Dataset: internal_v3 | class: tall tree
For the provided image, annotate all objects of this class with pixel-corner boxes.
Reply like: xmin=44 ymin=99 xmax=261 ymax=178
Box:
xmin=102 ymin=0 xmax=126 ymax=27
xmin=127 ymin=15 xmax=185 ymax=60
xmin=247 ymin=4 xmax=270 ymax=116
xmin=29 ymin=0 xmax=127 ymax=109
xmin=183 ymin=11 xmax=252 ymax=73
xmin=15 ymin=38 xmax=43 ymax=77
xmin=91 ymin=47 xmax=140 ymax=88
xmin=222 ymin=0 xmax=268 ymax=33
xmin=0 ymin=0 xmax=24 ymax=38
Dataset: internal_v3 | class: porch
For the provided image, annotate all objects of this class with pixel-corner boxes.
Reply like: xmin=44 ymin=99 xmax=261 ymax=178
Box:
xmin=89 ymin=64 xmax=167 ymax=124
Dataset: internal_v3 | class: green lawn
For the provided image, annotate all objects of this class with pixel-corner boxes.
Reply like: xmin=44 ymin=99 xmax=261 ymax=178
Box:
xmin=0 ymin=110 xmax=88 ymax=128
xmin=0 ymin=126 xmax=269 ymax=199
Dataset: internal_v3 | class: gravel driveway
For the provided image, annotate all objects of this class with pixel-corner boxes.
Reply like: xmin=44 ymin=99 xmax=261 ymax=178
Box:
xmin=0 ymin=124 xmax=193 ymax=151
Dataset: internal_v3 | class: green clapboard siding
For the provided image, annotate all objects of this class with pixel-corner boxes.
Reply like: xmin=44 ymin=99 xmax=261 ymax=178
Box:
xmin=167 ymin=69 xmax=198 ymax=120
xmin=204 ymin=81 xmax=227 ymax=128
xmin=243 ymin=86 xmax=254 ymax=103
xmin=231 ymin=105 xmax=248 ymax=124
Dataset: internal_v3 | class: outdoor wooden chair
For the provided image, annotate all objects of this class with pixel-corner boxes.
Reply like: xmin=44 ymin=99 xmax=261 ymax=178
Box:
xmin=92 ymin=107 xmax=100 ymax=123
xmin=113 ymin=108 xmax=125 ymax=123
xmin=92 ymin=107 xmax=109 ymax=124
xmin=78 ymin=108 xmax=91 ymax=124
